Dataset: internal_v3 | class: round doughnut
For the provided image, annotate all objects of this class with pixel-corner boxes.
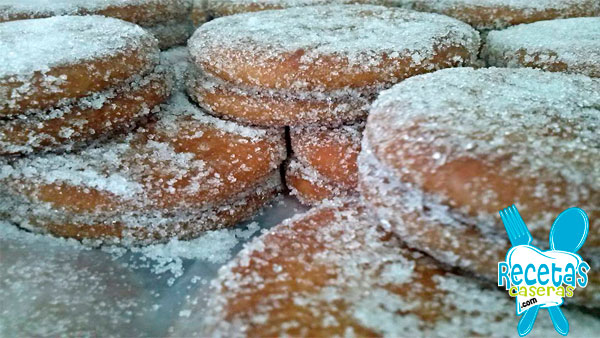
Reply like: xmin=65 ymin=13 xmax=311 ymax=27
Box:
xmin=484 ymin=17 xmax=600 ymax=78
xmin=203 ymin=199 xmax=600 ymax=336
xmin=285 ymin=157 xmax=351 ymax=204
xmin=291 ymin=122 xmax=362 ymax=188
xmin=0 ymin=94 xmax=286 ymax=245
xmin=0 ymin=16 xmax=159 ymax=116
xmin=359 ymin=67 xmax=600 ymax=307
xmin=403 ymin=0 xmax=600 ymax=31
xmin=205 ymin=0 xmax=397 ymax=18
xmin=189 ymin=5 xmax=480 ymax=92
xmin=187 ymin=70 xmax=370 ymax=127
xmin=0 ymin=0 xmax=191 ymax=25
xmin=0 ymin=1 xmax=191 ymax=49
xmin=0 ymin=69 xmax=171 ymax=155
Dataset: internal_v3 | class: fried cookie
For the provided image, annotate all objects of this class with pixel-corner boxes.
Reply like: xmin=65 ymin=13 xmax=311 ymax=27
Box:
xmin=403 ymin=0 xmax=600 ymax=30
xmin=484 ymin=17 xmax=600 ymax=77
xmin=186 ymin=70 xmax=371 ymax=126
xmin=0 ymin=94 xmax=286 ymax=245
xmin=291 ymin=122 xmax=362 ymax=188
xmin=359 ymin=67 xmax=600 ymax=307
xmin=188 ymin=5 xmax=479 ymax=126
xmin=0 ymin=0 xmax=192 ymax=48
xmin=203 ymin=199 xmax=600 ymax=336
xmin=189 ymin=5 xmax=479 ymax=91
xmin=0 ymin=68 xmax=171 ymax=155
xmin=0 ymin=16 xmax=159 ymax=116
xmin=285 ymin=157 xmax=351 ymax=204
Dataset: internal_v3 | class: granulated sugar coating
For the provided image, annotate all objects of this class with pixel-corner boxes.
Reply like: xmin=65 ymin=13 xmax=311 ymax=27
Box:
xmin=187 ymin=68 xmax=372 ymax=126
xmin=0 ymin=0 xmax=191 ymax=25
xmin=0 ymin=68 xmax=171 ymax=155
xmin=0 ymin=220 xmax=158 ymax=337
xmin=160 ymin=46 xmax=190 ymax=91
xmin=286 ymin=122 xmax=363 ymax=204
xmin=291 ymin=121 xmax=363 ymax=188
xmin=189 ymin=5 xmax=480 ymax=91
xmin=0 ymin=15 xmax=159 ymax=115
xmin=0 ymin=93 xmax=286 ymax=245
xmin=285 ymin=156 xmax=353 ymax=204
xmin=403 ymin=0 xmax=600 ymax=30
xmin=485 ymin=17 xmax=600 ymax=77
xmin=0 ymin=0 xmax=191 ymax=49
xmin=360 ymin=67 xmax=600 ymax=307
xmin=202 ymin=199 xmax=600 ymax=337
xmin=205 ymin=0 xmax=400 ymax=17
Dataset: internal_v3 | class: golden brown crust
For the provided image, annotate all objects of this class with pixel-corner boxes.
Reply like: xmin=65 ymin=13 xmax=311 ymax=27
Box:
xmin=0 ymin=94 xmax=286 ymax=244
xmin=0 ymin=0 xmax=191 ymax=25
xmin=367 ymin=111 xmax=600 ymax=249
xmin=483 ymin=18 xmax=600 ymax=78
xmin=291 ymin=124 xmax=361 ymax=187
xmin=199 ymin=44 xmax=475 ymax=91
xmin=285 ymin=164 xmax=337 ymax=204
xmin=203 ymin=201 xmax=600 ymax=336
xmin=358 ymin=146 xmax=600 ymax=307
xmin=13 ymin=179 xmax=279 ymax=243
xmin=189 ymin=6 xmax=480 ymax=92
xmin=0 ymin=34 xmax=158 ymax=116
xmin=414 ymin=2 xmax=600 ymax=30
xmin=0 ymin=71 xmax=170 ymax=155
xmin=187 ymin=76 xmax=369 ymax=127
xmin=8 ymin=122 xmax=284 ymax=213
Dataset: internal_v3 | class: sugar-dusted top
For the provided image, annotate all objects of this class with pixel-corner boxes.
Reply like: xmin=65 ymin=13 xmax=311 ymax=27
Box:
xmin=192 ymin=4 xmax=477 ymax=65
xmin=206 ymin=0 xmax=398 ymax=16
xmin=0 ymin=15 xmax=154 ymax=80
xmin=189 ymin=5 xmax=479 ymax=90
xmin=366 ymin=67 xmax=600 ymax=191
xmin=0 ymin=0 xmax=191 ymax=24
xmin=403 ymin=0 xmax=600 ymax=30
xmin=204 ymin=199 xmax=600 ymax=336
xmin=409 ymin=0 xmax=597 ymax=10
xmin=485 ymin=17 xmax=600 ymax=77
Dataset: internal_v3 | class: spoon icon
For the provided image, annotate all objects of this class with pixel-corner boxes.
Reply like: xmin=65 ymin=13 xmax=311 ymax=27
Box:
xmin=547 ymin=207 xmax=589 ymax=336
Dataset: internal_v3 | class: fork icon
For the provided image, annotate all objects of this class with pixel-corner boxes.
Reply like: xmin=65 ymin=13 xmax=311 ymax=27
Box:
xmin=499 ymin=205 xmax=537 ymax=336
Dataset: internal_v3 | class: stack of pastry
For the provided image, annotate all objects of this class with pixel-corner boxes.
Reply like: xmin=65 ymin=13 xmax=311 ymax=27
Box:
xmin=186 ymin=2 xmax=600 ymax=334
xmin=0 ymin=15 xmax=167 ymax=155
xmin=186 ymin=4 xmax=480 ymax=204
xmin=198 ymin=31 xmax=600 ymax=337
xmin=0 ymin=15 xmax=286 ymax=245
xmin=0 ymin=0 xmax=194 ymax=49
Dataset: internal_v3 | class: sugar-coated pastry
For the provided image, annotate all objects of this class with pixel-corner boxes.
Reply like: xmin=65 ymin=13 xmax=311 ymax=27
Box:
xmin=0 ymin=94 xmax=286 ymax=245
xmin=402 ymin=0 xmax=600 ymax=30
xmin=0 ymin=0 xmax=193 ymax=48
xmin=0 ymin=16 xmax=159 ymax=116
xmin=359 ymin=67 xmax=600 ymax=307
xmin=187 ymin=5 xmax=479 ymax=126
xmin=204 ymin=199 xmax=600 ymax=336
xmin=485 ymin=17 xmax=600 ymax=77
